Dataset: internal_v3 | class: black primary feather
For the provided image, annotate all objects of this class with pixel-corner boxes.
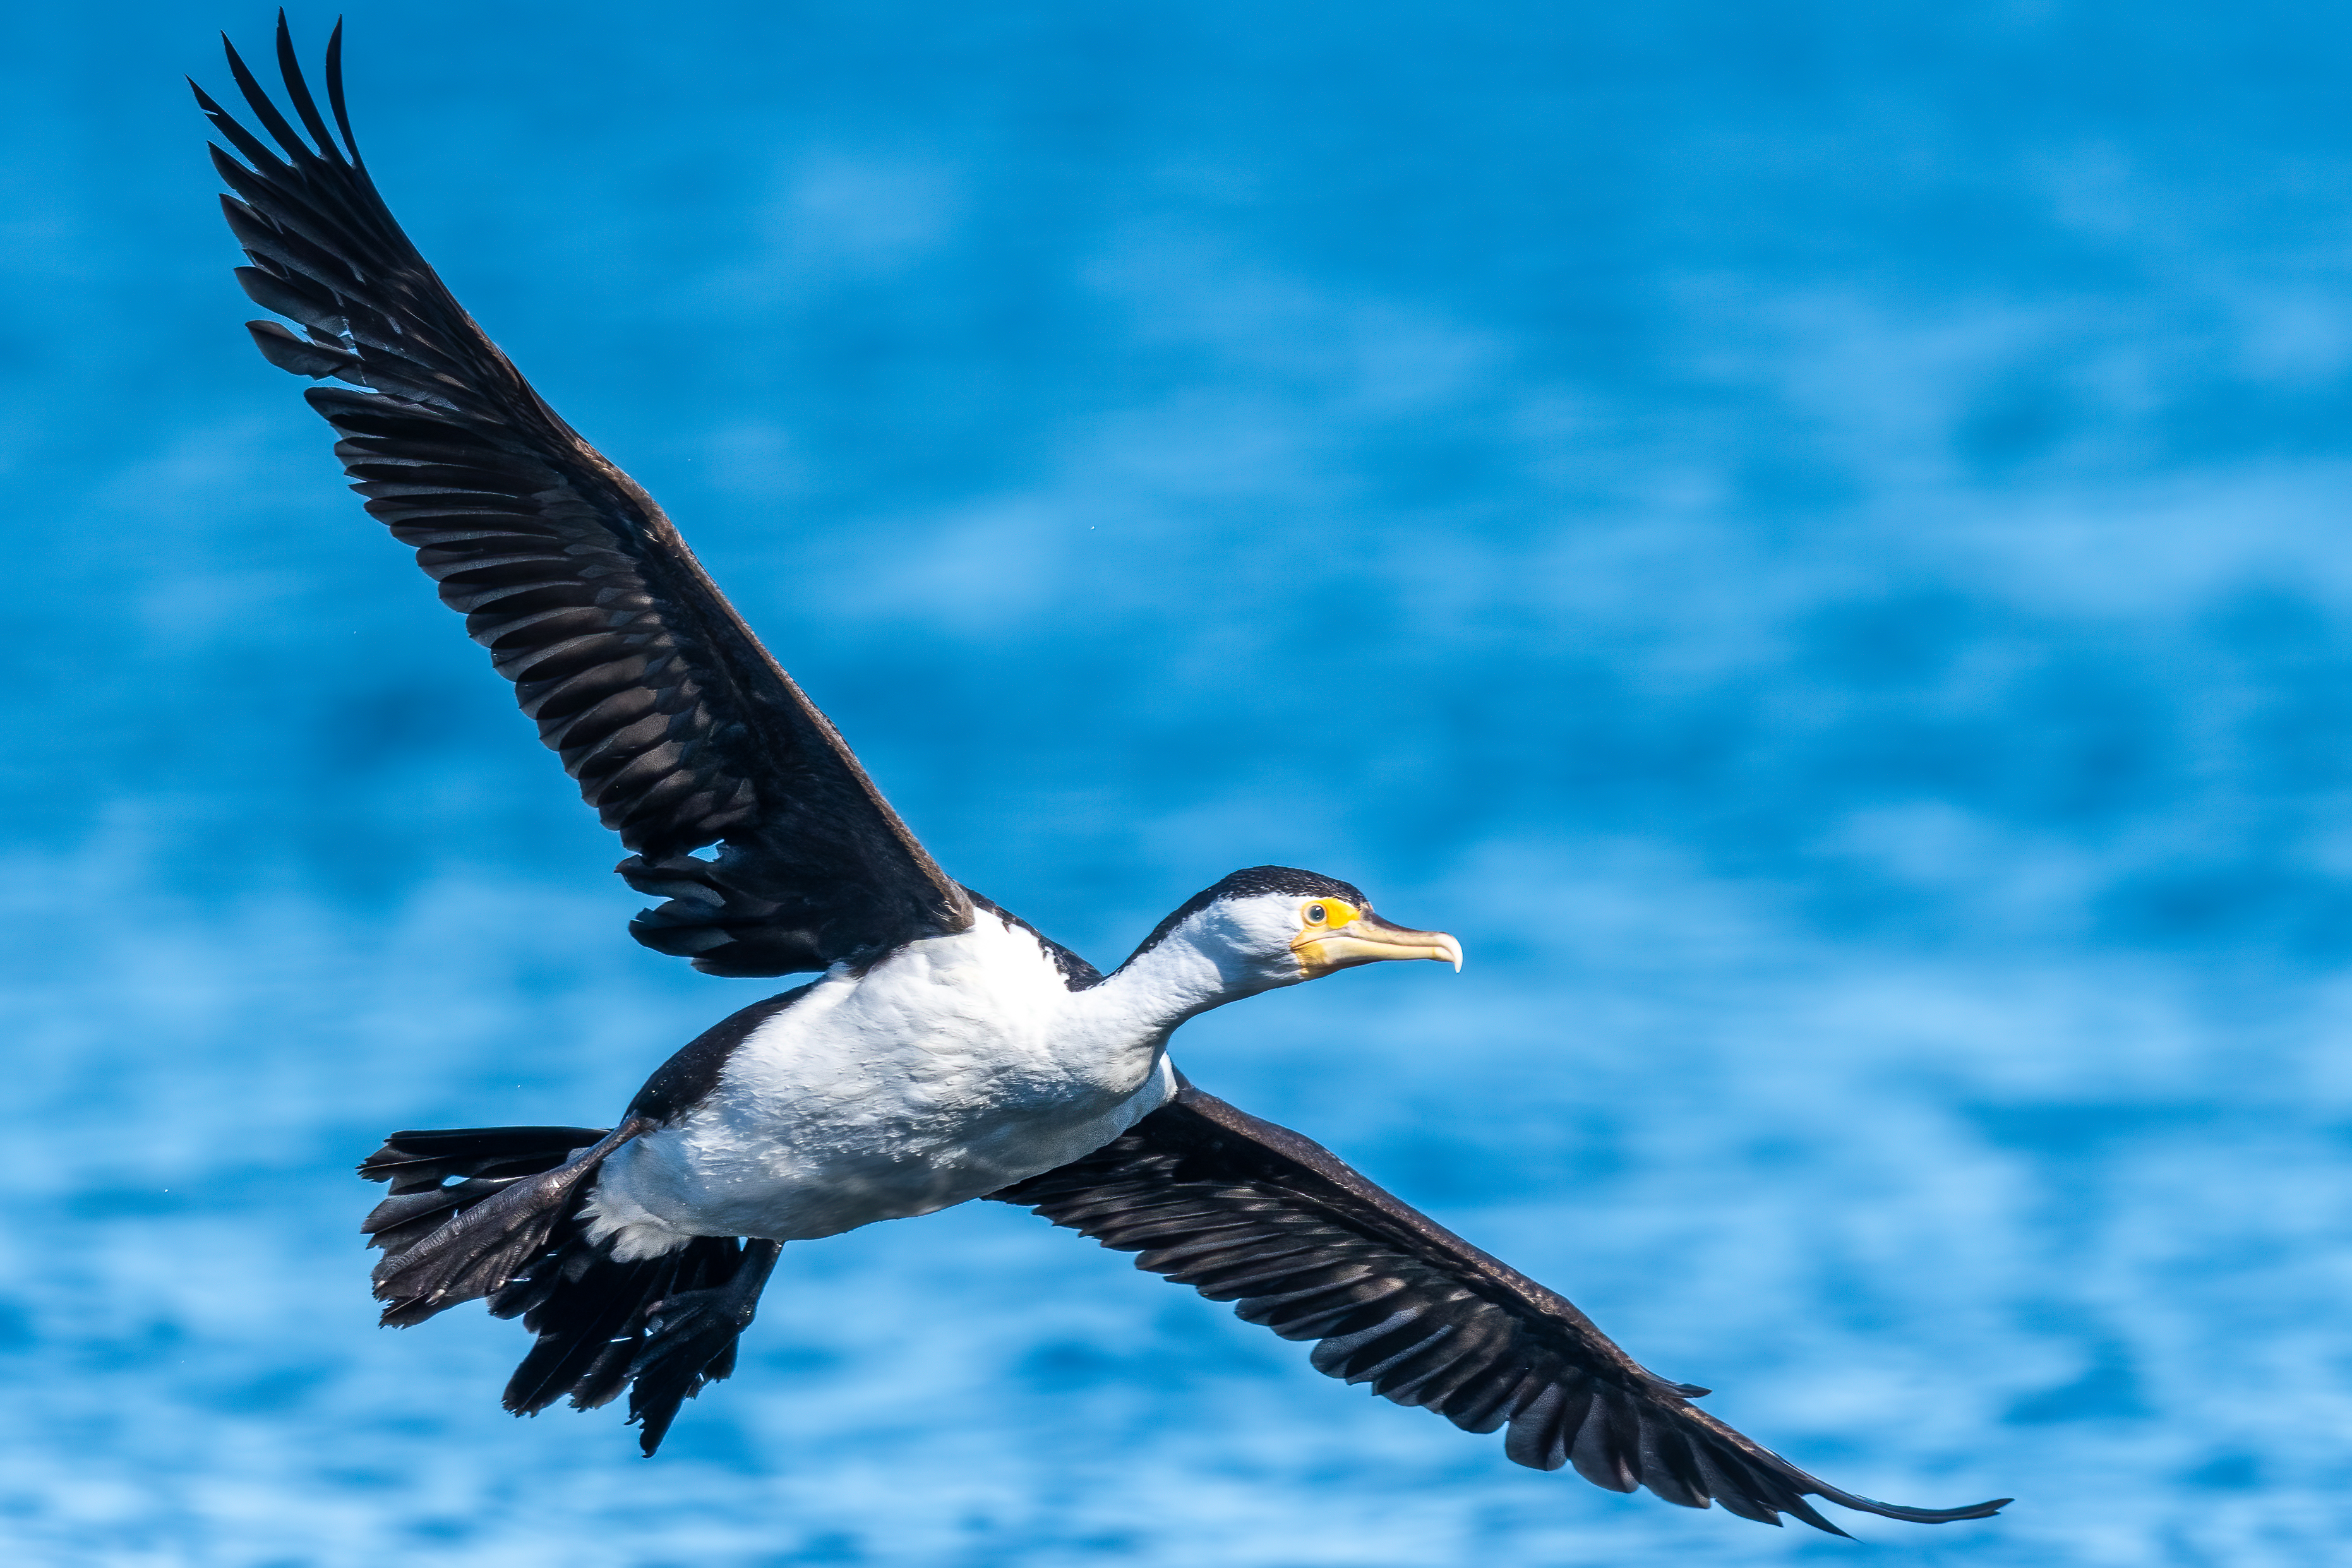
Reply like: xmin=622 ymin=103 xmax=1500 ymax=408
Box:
xmin=990 ymin=1079 xmax=2010 ymax=1536
xmin=198 ymin=16 xmax=971 ymax=976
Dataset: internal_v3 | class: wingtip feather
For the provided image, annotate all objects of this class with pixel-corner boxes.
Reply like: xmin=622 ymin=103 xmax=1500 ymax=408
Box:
xmin=274 ymin=9 xmax=344 ymax=164
xmin=1806 ymin=1487 xmax=2012 ymax=1526
xmin=220 ymin=25 xmax=309 ymax=165
xmin=324 ymin=17 xmax=360 ymax=164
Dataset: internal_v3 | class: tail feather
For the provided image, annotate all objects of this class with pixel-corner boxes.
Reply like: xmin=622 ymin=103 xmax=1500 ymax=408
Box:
xmin=625 ymin=1239 xmax=782 ymax=1453
xmin=359 ymin=1122 xmax=779 ymax=1454
xmin=363 ymin=1120 xmax=646 ymax=1327
xmin=360 ymin=1126 xmax=615 ymax=1191
xmin=495 ymin=1231 xmax=781 ymax=1454
xmin=496 ymin=1234 xmax=668 ymax=1415
xmin=359 ymin=1125 xmax=612 ymax=1258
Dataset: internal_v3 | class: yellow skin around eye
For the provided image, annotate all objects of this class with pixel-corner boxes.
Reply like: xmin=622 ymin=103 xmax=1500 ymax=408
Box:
xmin=1289 ymin=897 xmax=1462 ymax=978
xmin=1299 ymin=899 xmax=1360 ymax=931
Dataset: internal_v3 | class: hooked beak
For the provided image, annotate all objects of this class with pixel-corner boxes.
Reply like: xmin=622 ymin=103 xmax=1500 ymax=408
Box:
xmin=1292 ymin=911 xmax=1464 ymax=978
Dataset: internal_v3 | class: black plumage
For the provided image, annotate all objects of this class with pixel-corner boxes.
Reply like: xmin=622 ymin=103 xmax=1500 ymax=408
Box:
xmin=992 ymin=1078 xmax=2007 ymax=1535
xmin=1119 ymin=866 xmax=1371 ymax=969
xmin=627 ymin=986 xmax=815 ymax=1124
xmin=359 ymin=1125 xmax=777 ymax=1453
xmin=195 ymin=18 xmax=968 ymax=978
xmin=211 ymin=21 xmax=2007 ymax=1534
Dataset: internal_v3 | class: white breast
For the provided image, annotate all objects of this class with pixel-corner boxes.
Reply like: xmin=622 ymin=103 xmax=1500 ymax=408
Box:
xmin=582 ymin=915 xmax=1175 ymax=1259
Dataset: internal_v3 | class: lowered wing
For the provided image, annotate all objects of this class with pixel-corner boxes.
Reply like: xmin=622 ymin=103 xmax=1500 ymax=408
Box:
xmin=197 ymin=19 xmax=970 ymax=974
xmin=992 ymin=1079 xmax=2008 ymax=1536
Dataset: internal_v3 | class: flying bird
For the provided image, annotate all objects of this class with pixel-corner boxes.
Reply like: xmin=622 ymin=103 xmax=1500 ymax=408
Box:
xmin=196 ymin=19 xmax=2006 ymax=1537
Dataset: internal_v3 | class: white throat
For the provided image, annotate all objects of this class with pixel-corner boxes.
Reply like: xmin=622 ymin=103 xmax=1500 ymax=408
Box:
xmin=1064 ymin=906 xmax=1297 ymax=1053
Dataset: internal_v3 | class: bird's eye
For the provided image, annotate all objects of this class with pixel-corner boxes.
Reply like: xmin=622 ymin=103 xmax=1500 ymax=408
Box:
xmin=1305 ymin=902 xmax=1328 ymax=926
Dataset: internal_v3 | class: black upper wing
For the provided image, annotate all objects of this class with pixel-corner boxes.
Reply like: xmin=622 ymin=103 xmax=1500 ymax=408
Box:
xmin=991 ymin=1080 xmax=2008 ymax=1536
xmin=196 ymin=20 xmax=971 ymax=975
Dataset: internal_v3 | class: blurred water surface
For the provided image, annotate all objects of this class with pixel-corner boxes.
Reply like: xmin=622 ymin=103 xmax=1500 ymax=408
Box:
xmin=6 ymin=2 xmax=2352 ymax=1562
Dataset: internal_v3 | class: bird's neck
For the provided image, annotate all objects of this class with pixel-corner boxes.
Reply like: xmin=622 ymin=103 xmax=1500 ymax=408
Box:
xmin=1060 ymin=925 xmax=1277 ymax=1064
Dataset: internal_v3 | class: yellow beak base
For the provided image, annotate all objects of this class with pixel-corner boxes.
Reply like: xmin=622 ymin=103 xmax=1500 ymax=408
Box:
xmin=1292 ymin=913 xmax=1463 ymax=978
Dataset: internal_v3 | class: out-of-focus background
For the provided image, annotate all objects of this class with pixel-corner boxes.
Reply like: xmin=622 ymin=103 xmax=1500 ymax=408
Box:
xmin=5 ymin=2 xmax=2350 ymax=1562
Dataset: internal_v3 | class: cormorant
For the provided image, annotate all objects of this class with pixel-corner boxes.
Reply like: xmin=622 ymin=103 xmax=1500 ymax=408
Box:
xmin=195 ymin=19 xmax=2007 ymax=1536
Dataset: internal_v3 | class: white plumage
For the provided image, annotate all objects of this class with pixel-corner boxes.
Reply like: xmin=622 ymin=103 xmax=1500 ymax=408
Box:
xmin=585 ymin=911 xmax=1181 ymax=1256
xmin=214 ymin=26 xmax=2008 ymax=1528
xmin=581 ymin=888 xmax=1417 ymax=1257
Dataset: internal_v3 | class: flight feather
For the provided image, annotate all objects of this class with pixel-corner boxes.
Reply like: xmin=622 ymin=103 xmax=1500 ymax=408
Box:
xmin=197 ymin=19 xmax=971 ymax=974
xmin=993 ymin=1080 xmax=2010 ymax=1535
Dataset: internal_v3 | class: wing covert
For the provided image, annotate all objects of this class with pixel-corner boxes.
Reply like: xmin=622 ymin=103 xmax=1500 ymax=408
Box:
xmin=198 ymin=20 xmax=970 ymax=974
xmin=990 ymin=1080 xmax=2008 ymax=1535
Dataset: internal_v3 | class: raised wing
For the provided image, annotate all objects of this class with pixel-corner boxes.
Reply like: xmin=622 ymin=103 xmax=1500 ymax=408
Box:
xmin=991 ymin=1080 xmax=2008 ymax=1536
xmin=196 ymin=20 xmax=971 ymax=974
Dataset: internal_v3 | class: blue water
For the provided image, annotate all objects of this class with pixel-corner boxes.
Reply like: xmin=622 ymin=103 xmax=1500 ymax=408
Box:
xmin=6 ymin=1 xmax=2352 ymax=1561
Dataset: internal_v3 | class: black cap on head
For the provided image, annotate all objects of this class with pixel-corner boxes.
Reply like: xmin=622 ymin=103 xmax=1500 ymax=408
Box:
xmin=1200 ymin=865 xmax=1369 ymax=906
xmin=1120 ymin=865 xmax=1371 ymax=969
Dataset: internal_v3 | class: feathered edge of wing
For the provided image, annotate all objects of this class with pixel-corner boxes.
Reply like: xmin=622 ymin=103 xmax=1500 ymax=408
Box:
xmin=990 ymin=1080 xmax=2010 ymax=1536
xmin=195 ymin=16 xmax=971 ymax=976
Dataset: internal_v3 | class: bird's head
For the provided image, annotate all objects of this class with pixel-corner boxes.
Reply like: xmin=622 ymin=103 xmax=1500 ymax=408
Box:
xmin=1122 ymin=865 xmax=1463 ymax=1000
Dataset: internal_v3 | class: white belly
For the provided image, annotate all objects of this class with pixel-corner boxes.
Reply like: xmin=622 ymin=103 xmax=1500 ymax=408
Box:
xmin=581 ymin=917 xmax=1175 ymax=1259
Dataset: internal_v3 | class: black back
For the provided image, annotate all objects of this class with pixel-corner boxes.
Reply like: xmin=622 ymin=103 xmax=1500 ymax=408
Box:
xmin=627 ymin=986 xmax=814 ymax=1123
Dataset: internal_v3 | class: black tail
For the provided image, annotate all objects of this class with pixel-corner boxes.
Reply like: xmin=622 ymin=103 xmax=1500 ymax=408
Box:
xmin=360 ymin=1125 xmax=781 ymax=1454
